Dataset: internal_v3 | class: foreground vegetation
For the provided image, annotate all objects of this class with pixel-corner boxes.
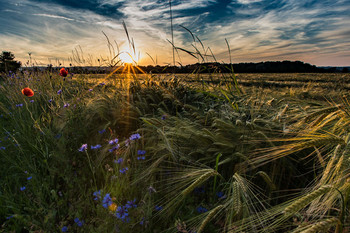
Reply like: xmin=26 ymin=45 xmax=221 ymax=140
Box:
xmin=0 ymin=70 xmax=349 ymax=232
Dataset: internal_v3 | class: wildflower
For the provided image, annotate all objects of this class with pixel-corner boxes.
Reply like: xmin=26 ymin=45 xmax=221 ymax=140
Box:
xmin=89 ymin=89 xmax=93 ymax=91
xmin=109 ymin=145 xmax=120 ymax=152
xmin=93 ymin=190 xmax=101 ymax=201
xmin=109 ymin=203 xmax=118 ymax=211
xmin=140 ymin=217 xmax=145 ymax=225
xmin=61 ymin=226 xmax=68 ymax=232
xmin=137 ymin=156 xmax=145 ymax=160
xmin=27 ymin=176 xmax=32 ymax=180
xmin=161 ymin=115 xmax=166 ymax=120
xmin=196 ymin=206 xmax=208 ymax=213
xmin=74 ymin=218 xmax=84 ymax=227
xmin=129 ymin=133 xmax=141 ymax=140
xmin=154 ymin=205 xmax=163 ymax=211
xmin=54 ymin=134 xmax=62 ymax=139
xmin=216 ymin=191 xmax=226 ymax=199
xmin=49 ymin=99 xmax=53 ymax=103
xmin=59 ymin=68 xmax=68 ymax=77
xmin=115 ymin=158 xmax=123 ymax=164
xmin=109 ymin=138 xmax=119 ymax=145
xmin=20 ymin=186 xmax=26 ymax=191
xmin=78 ymin=144 xmax=88 ymax=152
xmin=99 ymin=82 xmax=105 ymax=86
xmin=116 ymin=206 xmax=129 ymax=222
xmin=30 ymin=100 xmax=34 ymax=103
xmin=16 ymin=104 xmax=23 ymax=107
xmin=63 ymin=103 xmax=69 ymax=108
xmin=137 ymin=150 xmax=146 ymax=155
xmin=98 ymin=129 xmax=106 ymax=134
xmin=102 ymin=193 xmax=113 ymax=208
xmin=0 ymin=146 xmax=5 ymax=150
xmin=91 ymin=144 xmax=101 ymax=150
xmin=57 ymin=89 xmax=62 ymax=95
xmin=6 ymin=215 xmax=14 ymax=220
xmin=119 ymin=167 xmax=128 ymax=174
xmin=125 ymin=199 xmax=137 ymax=209
xmin=21 ymin=87 xmax=34 ymax=97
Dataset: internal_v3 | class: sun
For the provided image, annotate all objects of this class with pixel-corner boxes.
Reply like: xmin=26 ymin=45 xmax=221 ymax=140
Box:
xmin=119 ymin=52 xmax=134 ymax=64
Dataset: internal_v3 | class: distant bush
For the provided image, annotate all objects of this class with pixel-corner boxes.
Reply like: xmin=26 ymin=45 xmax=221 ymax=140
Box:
xmin=0 ymin=51 xmax=21 ymax=73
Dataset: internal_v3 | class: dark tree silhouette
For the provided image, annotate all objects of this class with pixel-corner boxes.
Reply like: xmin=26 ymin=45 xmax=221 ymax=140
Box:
xmin=0 ymin=51 xmax=21 ymax=73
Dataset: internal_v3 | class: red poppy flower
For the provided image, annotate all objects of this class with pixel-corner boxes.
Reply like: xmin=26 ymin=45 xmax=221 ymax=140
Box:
xmin=59 ymin=68 xmax=68 ymax=77
xmin=21 ymin=87 xmax=34 ymax=97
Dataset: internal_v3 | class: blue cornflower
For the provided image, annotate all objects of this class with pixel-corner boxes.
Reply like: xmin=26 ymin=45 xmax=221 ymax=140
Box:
xmin=216 ymin=191 xmax=226 ymax=199
xmin=61 ymin=226 xmax=68 ymax=232
xmin=154 ymin=205 xmax=163 ymax=211
xmin=91 ymin=144 xmax=102 ymax=150
xmin=98 ymin=129 xmax=106 ymax=134
xmin=125 ymin=199 xmax=137 ymax=209
xmin=93 ymin=190 xmax=101 ymax=201
xmin=0 ymin=146 xmax=5 ymax=150
xmin=74 ymin=218 xmax=84 ymax=227
xmin=137 ymin=150 xmax=146 ymax=155
xmin=119 ymin=167 xmax=128 ymax=174
xmin=116 ymin=206 xmax=129 ymax=222
xmin=102 ymin=193 xmax=113 ymax=208
xmin=30 ymin=100 xmax=34 ymax=103
xmin=16 ymin=104 xmax=23 ymax=107
xmin=27 ymin=176 xmax=32 ymax=180
xmin=109 ymin=138 xmax=119 ymax=145
xmin=109 ymin=145 xmax=120 ymax=152
xmin=77 ymin=220 xmax=84 ymax=227
xmin=129 ymin=133 xmax=141 ymax=140
xmin=161 ymin=115 xmax=166 ymax=120
xmin=63 ymin=103 xmax=69 ymax=108
xmin=57 ymin=89 xmax=62 ymax=95
xmin=196 ymin=206 xmax=208 ymax=213
xmin=140 ymin=217 xmax=145 ymax=225
xmin=20 ymin=186 xmax=26 ymax=191
xmin=115 ymin=158 xmax=123 ymax=164
xmin=78 ymin=144 xmax=88 ymax=152
xmin=137 ymin=156 xmax=145 ymax=160
xmin=6 ymin=215 xmax=14 ymax=220
xmin=49 ymin=99 xmax=53 ymax=103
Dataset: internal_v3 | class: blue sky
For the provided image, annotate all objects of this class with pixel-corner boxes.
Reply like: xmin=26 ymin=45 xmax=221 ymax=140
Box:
xmin=0 ymin=0 xmax=349 ymax=66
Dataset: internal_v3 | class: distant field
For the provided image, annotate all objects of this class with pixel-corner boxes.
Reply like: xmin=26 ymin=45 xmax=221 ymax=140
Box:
xmin=76 ymin=72 xmax=350 ymax=101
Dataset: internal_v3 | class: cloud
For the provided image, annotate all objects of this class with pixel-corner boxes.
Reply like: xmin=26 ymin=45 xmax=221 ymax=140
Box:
xmin=0 ymin=0 xmax=349 ymax=66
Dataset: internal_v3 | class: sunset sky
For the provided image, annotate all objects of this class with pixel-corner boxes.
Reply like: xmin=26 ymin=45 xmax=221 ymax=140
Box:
xmin=0 ymin=0 xmax=349 ymax=66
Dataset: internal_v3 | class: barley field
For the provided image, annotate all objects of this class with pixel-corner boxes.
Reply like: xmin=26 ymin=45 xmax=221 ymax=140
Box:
xmin=0 ymin=70 xmax=349 ymax=232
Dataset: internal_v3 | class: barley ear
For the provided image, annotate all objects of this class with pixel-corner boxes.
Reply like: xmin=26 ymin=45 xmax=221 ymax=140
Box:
xmin=197 ymin=205 xmax=224 ymax=233
xmin=284 ymin=185 xmax=332 ymax=215
xmin=300 ymin=218 xmax=339 ymax=233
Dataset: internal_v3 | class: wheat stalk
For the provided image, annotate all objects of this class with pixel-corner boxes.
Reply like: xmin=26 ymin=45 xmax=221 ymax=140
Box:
xmin=284 ymin=185 xmax=332 ymax=215
xmin=197 ymin=205 xmax=224 ymax=233
xmin=300 ymin=218 xmax=339 ymax=233
xmin=181 ymin=170 xmax=218 ymax=196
